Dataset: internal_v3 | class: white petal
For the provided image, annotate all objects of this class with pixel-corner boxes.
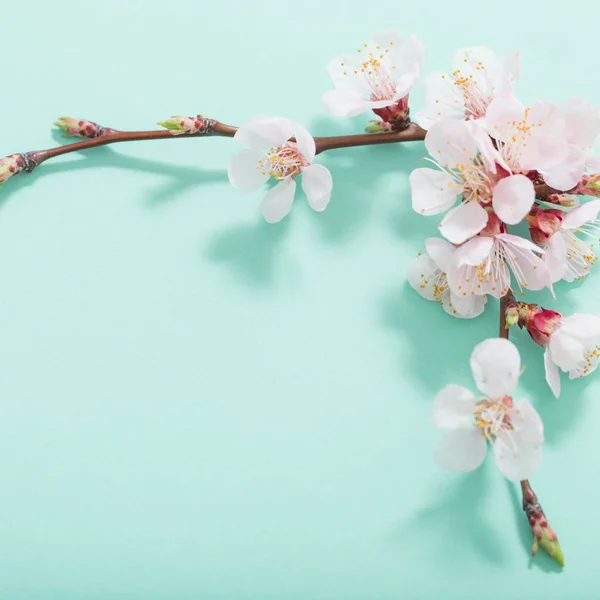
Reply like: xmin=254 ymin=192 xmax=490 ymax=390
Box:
xmin=410 ymin=168 xmax=457 ymax=216
xmin=493 ymin=49 xmax=520 ymax=96
xmin=466 ymin=119 xmax=503 ymax=173
xmin=495 ymin=232 xmax=544 ymax=254
xmin=322 ymin=89 xmax=370 ymax=118
xmin=228 ymin=148 xmax=270 ymax=192
xmin=416 ymin=73 xmax=464 ymax=129
xmin=493 ymin=434 xmax=542 ymax=481
xmin=528 ymin=100 xmax=565 ymax=136
xmin=562 ymin=97 xmax=600 ymax=149
xmin=520 ymin=133 xmax=569 ymax=171
xmin=432 ymin=384 xmax=477 ymax=430
xmin=407 ymin=253 xmax=439 ymax=301
xmin=446 ymin=292 xmax=487 ymax=319
xmin=492 ymin=174 xmax=535 ymax=225
xmin=560 ymin=314 xmax=600 ymax=342
xmin=511 ymin=399 xmax=544 ymax=444
xmin=294 ymin=125 xmax=316 ymax=163
xmin=545 ymin=232 xmax=568 ymax=283
xmin=542 ymin=145 xmax=586 ymax=191
xmin=434 ymin=428 xmax=488 ymax=473
xmin=425 ymin=119 xmax=479 ymax=166
xmin=260 ymin=180 xmax=296 ymax=224
xmin=425 ymin=237 xmax=455 ymax=272
xmin=562 ymin=199 xmax=600 ymax=230
xmin=301 ymin=164 xmax=332 ymax=212
xmin=470 ymin=338 xmax=520 ymax=398
xmin=453 ymin=235 xmax=494 ymax=266
xmin=234 ymin=117 xmax=294 ymax=149
xmin=485 ymin=96 xmax=525 ymax=142
xmin=326 ymin=54 xmax=370 ymax=92
xmin=544 ymin=349 xmax=561 ymax=398
xmin=497 ymin=234 xmax=552 ymax=292
xmin=548 ymin=329 xmax=586 ymax=372
xmin=439 ymin=201 xmax=488 ymax=244
xmin=586 ymin=155 xmax=600 ymax=171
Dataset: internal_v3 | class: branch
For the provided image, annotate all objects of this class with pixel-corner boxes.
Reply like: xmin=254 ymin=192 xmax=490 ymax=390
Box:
xmin=500 ymin=290 xmax=564 ymax=567
xmin=0 ymin=116 xmax=427 ymax=186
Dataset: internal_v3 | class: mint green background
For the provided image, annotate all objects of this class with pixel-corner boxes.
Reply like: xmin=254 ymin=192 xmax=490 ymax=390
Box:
xmin=1 ymin=1 xmax=599 ymax=598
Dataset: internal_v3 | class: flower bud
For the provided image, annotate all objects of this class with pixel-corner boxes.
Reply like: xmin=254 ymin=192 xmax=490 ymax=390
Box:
xmin=365 ymin=120 xmax=392 ymax=133
xmin=505 ymin=304 xmax=519 ymax=328
xmin=0 ymin=154 xmax=26 ymax=185
xmin=516 ymin=302 xmax=562 ymax=347
xmin=54 ymin=117 xmax=104 ymax=138
xmin=157 ymin=115 xmax=211 ymax=135
xmin=372 ymin=95 xmax=410 ymax=131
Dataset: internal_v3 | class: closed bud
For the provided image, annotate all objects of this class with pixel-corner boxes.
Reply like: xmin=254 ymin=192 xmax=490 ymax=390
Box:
xmin=158 ymin=115 xmax=212 ymax=135
xmin=54 ymin=117 xmax=104 ymax=138
xmin=0 ymin=154 xmax=26 ymax=185
xmin=365 ymin=120 xmax=392 ymax=133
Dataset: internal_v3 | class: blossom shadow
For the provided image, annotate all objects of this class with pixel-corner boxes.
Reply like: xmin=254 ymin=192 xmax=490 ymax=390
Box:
xmin=506 ymin=480 xmax=564 ymax=574
xmin=204 ymin=217 xmax=291 ymax=287
xmin=0 ymin=144 xmax=227 ymax=209
xmin=391 ymin=467 xmax=507 ymax=567
xmin=308 ymin=116 xmax=426 ymax=244
xmin=377 ymin=281 xmax=498 ymax=395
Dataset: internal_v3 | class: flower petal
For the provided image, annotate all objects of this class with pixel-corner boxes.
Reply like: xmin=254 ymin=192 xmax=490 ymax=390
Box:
xmin=434 ymin=428 xmax=488 ymax=473
xmin=545 ymin=232 xmax=568 ymax=283
xmin=485 ymin=96 xmax=525 ymax=142
xmin=511 ymin=399 xmax=544 ymax=444
xmin=492 ymin=174 xmax=535 ymax=225
xmin=439 ymin=200 xmax=489 ymax=244
xmin=301 ymin=164 xmax=332 ymax=212
xmin=542 ymin=145 xmax=586 ymax=191
xmin=544 ymin=348 xmax=561 ymax=398
xmin=497 ymin=234 xmax=552 ymax=293
xmin=407 ymin=253 xmax=439 ymax=301
xmin=562 ymin=199 xmax=600 ymax=230
xmin=294 ymin=125 xmax=316 ymax=163
xmin=562 ymin=97 xmax=600 ymax=150
xmin=425 ymin=237 xmax=455 ymax=272
xmin=548 ymin=329 xmax=586 ymax=372
xmin=520 ymin=133 xmax=569 ymax=171
xmin=322 ymin=89 xmax=371 ymax=118
xmin=425 ymin=119 xmax=479 ymax=166
xmin=228 ymin=148 xmax=270 ymax=192
xmin=410 ymin=168 xmax=457 ymax=216
xmin=560 ymin=314 xmax=600 ymax=343
xmin=260 ymin=180 xmax=296 ymax=224
xmin=234 ymin=117 xmax=295 ymax=149
xmin=446 ymin=292 xmax=486 ymax=319
xmin=493 ymin=434 xmax=542 ymax=481
xmin=453 ymin=235 xmax=494 ymax=266
xmin=415 ymin=73 xmax=464 ymax=129
xmin=470 ymin=338 xmax=520 ymax=398
xmin=432 ymin=384 xmax=477 ymax=430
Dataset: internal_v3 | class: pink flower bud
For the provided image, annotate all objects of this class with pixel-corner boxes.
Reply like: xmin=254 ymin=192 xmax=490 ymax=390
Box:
xmin=372 ymin=95 xmax=410 ymax=130
xmin=157 ymin=115 xmax=212 ymax=135
xmin=517 ymin=302 xmax=562 ymax=347
xmin=0 ymin=154 xmax=26 ymax=184
xmin=54 ymin=117 xmax=104 ymax=138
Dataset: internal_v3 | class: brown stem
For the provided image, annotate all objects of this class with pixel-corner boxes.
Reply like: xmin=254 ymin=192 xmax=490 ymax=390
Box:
xmin=500 ymin=291 xmax=564 ymax=567
xmin=17 ymin=119 xmax=427 ymax=174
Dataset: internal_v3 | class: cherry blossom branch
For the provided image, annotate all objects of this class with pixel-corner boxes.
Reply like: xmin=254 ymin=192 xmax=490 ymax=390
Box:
xmin=500 ymin=291 xmax=564 ymax=567
xmin=0 ymin=117 xmax=427 ymax=187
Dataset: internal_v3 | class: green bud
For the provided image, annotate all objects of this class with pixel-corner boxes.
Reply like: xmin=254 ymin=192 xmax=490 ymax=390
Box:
xmin=505 ymin=305 xmax=519 ymax=328
xmin=365 ymin=120 xmax=388 ymax=133
xmin=539 ymin=530 xmax=564 ymax=567
xmin=157 ymin=117 xmax=185 ymax=132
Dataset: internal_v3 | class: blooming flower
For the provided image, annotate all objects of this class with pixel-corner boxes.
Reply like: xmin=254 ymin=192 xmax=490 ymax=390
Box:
xmin=433 ymin=338 xmax=544 ymax=481
xmin=322 ymin=31 xmax=423 ymax=126
xmin=485 ymin=96 xmax=569 ymax=179
xmin=540 ymin=97 xmax=600 ymax=190
xmin=410 ymin=119 xmax=535 ymax=244
xmin=416 ymin=46 xmax=519 ymax=129
xmin=529 ymin=201 xmax=600 ymax=283
xmin=157 ymin=115 xmax=213 ymax=135
xmin=407 ymin=237 xmax=486 ymax=318
xmin=516 ymin=303 xmax=600 ymax=398
xmin=446 ymin=214 xmax=552 ymax=298
xmin=54 ymin=116 xmax=105 ymax=138
xmin=228 ymin=117 xmax=333 ymax=223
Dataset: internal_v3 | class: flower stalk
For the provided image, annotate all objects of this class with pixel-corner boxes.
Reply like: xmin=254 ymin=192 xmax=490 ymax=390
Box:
xmin=502 ymin=291 xmax=564 ymax=567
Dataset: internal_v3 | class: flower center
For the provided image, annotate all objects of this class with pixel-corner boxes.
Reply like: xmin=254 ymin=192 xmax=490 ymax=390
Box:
xmin=473 ymin=396 xmax=513 ymax=441
xmin=257 ymin=142 xmax=307 ymax=181
xmin=571 ymin=345 xmax=600 ymax=378
xmin=562 ymin=229 xmax=597 ymax=280
xmin=450 ymin=63 xmax=491 ymax=119
xmin=340 ymin=40 xmax=398 ymax=101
